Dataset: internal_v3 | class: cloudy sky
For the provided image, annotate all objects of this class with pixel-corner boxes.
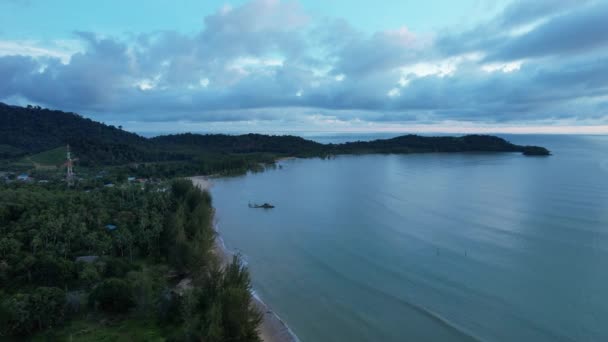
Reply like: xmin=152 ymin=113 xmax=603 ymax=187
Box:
xmin=1 ymin=0 xmax=607 ymax=134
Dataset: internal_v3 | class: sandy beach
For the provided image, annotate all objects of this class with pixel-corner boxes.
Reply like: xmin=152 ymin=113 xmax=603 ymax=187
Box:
xmin=190 ymin=176 xmax=299 ymax=342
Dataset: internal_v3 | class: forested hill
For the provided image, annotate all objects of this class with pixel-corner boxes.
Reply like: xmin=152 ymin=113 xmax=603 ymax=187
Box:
xmin=337 ymin=134 xmax=526 ymax=154
xmin=0 ymin=103 xmax=162 ymax=165
xmin=0 ymin=102 xmax=549 ymax=166
xmin=151 ymin=133 xmax=326 ymax=156
xmin=158 ymin=133 xmax=549 ymax=156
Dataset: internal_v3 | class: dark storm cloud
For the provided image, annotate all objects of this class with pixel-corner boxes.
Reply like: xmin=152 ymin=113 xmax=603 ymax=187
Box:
xmin=0 ymin=55 xmax=38 ymax=97
xmin=0 ymin=0 xmax=607 ymax=126
xmin=19 ymin=34 xmax=133 ymax=110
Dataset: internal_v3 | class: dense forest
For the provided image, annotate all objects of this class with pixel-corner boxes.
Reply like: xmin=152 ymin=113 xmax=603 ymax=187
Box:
xmin=0 ymin=103 xmax=162 ymax=164
xmin=0 ymin=102 xmax=549 ymax=170
xmin=0 ymin=180 xmax=261 ymax=341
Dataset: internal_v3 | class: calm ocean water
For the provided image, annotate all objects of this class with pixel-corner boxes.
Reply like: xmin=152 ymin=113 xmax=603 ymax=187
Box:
xmin=210 ymin=134 xmax=608 ymax=341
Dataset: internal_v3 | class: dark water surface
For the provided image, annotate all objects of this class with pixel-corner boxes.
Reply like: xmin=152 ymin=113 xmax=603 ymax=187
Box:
xmin=210 ymin=135 xmax=608 ymax=341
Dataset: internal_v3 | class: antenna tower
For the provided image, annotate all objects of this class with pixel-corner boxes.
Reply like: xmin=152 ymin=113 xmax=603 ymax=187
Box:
xmin=66 ymin=144 xmax=74 ymax=186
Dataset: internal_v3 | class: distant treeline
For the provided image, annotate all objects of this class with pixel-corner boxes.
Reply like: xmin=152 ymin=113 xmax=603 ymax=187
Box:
xmin=0 ymin=102 xmax=549 ymax=169
xmin=0 ymin=180 xmax=261 ymax=341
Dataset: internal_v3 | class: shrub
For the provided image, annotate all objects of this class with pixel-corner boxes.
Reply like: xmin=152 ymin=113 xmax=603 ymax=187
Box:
xmin=126 ymin=266 xmax=166 ymax=314
xmin=31 ymin=255 xmax=75 ymax=287
xmin=102 ymin=257 xmax=135 ymax=278
xmin=89 ymin=278 xmax=135 ymax=313
xmin=78 ymin=263 xmax=101 ymax=287
xmin=0 ymin=287 xmax=66 ymax=336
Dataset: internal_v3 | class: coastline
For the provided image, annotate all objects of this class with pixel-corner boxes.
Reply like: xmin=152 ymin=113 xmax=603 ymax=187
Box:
xmin=190 ymin=176 xmax=299 ymax=342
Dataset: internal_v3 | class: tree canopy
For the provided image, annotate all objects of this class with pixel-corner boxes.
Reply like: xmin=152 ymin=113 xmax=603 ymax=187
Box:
xmin=0 ymin=180 xmax=261 ymax=340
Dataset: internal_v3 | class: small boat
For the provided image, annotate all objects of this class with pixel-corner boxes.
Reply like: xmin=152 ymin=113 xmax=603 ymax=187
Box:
xmin=249 ymin=202 xmax=275 ymax=209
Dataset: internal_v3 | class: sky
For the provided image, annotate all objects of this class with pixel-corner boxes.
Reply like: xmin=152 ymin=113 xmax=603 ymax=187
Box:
xmin=1 ymin=0 xmax=607 ymax=134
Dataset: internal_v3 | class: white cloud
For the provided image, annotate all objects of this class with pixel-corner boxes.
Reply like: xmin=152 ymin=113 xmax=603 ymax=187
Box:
xmin=398 ymin=76 xmax=410 ymax=87
xmin=220 ymin=4 xmax=233 ymax=15
xmin=0 ymin=39 xmax=82 ymax=63
xmin=231 ymin=56 xmax=284 ymax=68
xmin=399 ymin=53 xmax=482 ymax=81
xmin=387 ymin=88 xmax=401 ymax=98
xmin=136 ymin=79 xmax=154 ymax=91
xmin=227 ymin=56 xmax=285 ymax=77
xmin=507 ymin=18 xmax=548 ymax=37
xmin=135 ymin=74 xmax=161 ymax=91
xmin=482 ymin=60 xmax=524 ymax=73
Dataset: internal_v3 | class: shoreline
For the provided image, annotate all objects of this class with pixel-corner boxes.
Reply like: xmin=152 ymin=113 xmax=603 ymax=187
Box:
xmin=190 ymin=176 xmax=299 ymax=342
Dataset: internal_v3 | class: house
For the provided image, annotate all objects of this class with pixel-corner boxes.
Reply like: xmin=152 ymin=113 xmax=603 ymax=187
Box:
xmin=17 ymin=174 xmax=30 ymax=182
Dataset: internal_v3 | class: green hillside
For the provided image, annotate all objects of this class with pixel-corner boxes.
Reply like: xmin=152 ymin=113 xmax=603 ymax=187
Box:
xmin=0 ymin=103 xmax=159 ymax=166
xmin=0 ymin=102 xmax=549 ymax=173
xmin=29 ymin=146 xmax=67 ymax=165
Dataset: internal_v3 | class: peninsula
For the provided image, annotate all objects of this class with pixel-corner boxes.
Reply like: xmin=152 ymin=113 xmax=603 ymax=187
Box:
xmin=0 ymin=103 xmax=549 ymax=177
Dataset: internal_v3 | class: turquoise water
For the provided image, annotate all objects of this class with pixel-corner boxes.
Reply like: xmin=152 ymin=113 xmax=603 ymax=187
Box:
xmin=210 ymin=135 xmax=608 ymax=341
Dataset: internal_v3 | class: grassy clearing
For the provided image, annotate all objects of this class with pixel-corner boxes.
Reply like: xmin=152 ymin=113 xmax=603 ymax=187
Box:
xmin=29 ymin=146 xmax=67 ymax=166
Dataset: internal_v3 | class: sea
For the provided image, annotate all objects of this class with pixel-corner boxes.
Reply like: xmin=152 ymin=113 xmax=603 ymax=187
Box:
xmin=209 ymin=134 xmax=608 ymax=341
